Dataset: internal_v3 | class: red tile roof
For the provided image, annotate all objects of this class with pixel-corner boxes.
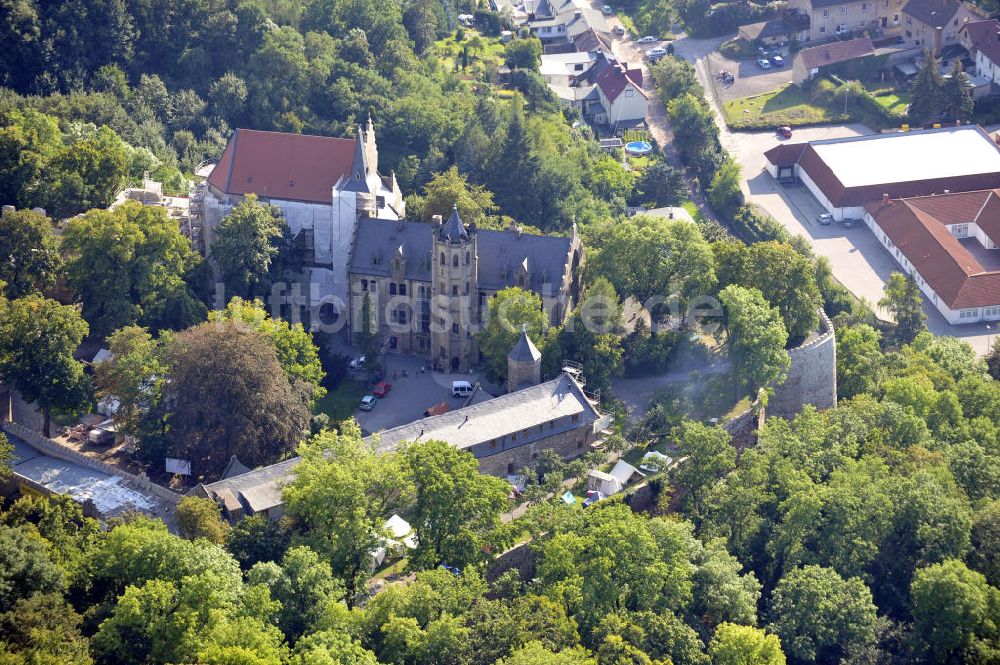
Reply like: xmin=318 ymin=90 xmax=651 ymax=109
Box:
xmin=596 ymin=61 xmax=649 ymax=102
xmin=207 ymin=129 xmax=356 ymax=205
xmin=796 ymin=37 xmax=875 ymax=70
xmin=865 ymin=190 xmax=1000 ymax=309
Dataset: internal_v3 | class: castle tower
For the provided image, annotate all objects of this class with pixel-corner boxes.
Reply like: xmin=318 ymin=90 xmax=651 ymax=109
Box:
xmin=507 ymin=324 xmax=542 ymax=393
xmin=431 ymin=205 xmax=478 ymax=372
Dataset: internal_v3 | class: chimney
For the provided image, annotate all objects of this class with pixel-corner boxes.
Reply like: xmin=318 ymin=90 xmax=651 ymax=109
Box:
xmin=432 ymin=214 xmax=443 ymax=225
xmin=574 ymin=9 xmax=582 ymax=18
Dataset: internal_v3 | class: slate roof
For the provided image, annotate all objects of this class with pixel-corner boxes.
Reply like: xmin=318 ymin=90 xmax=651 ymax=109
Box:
xmin=865 ymin=189 xmax=1000 ymax=309
xmin=367 ymin=372 xmax=600 ymax=453
xmin=963 ymin=19 xmax=1000 ymax=65
xmin=199 ymin=457 xmax=301 ymax=515
xmin=349 ymin=219 xmax=577 ymax=292
xmin=440 ymin=205 xmax=469 ymax=242
xmin=739 ymin=18 xmax=799 ymax=40
xmin=796 ymin=37 xmax=875 ymax=70
xmin=902 ymin=0 xmax=961 ymax=27
xmin=508 ymin=327 xmax=542 ymax=362
xmin=207 ymin=129 xmax=356 ymax=204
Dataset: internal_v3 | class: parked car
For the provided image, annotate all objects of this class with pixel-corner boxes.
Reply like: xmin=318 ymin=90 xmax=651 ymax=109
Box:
xmin=646 ymin=47 xmax=668 ymax=61
xmin=770 ymin=55 xmax=784 ymax=67
xmin=452 ymin=380 xmax=474 ymax=397
xmin=817 ymin=213 xmax=834 ymax=225
xmin=756 ymin=58 xmax=771 ymax=70
xmin=359 ymin=395 xmax=377 ymax=411
xmin=372 ymin=381 xmax=392 ymax=397
xmin=612 ymin=25 xmax=626 ymax=36
xmin=637 ymin=35 xmax=657 ymax=43
xmin=777 ymin=125 xmax=793 ymax=138
xmin=841 ymin=218 xmax=857 ymax=228
xmin=757 ymin=46 xmax=770 ymax=56
xmin=601 ymin=4 xmax=613 ymax=14
xmin=349 ymin=355 xmax=366 ymax=369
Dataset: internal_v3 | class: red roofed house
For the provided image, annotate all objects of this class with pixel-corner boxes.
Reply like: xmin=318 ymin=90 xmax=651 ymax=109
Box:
xmin=864 ymin=189 xmax=1000 ymax=324
xmin=594 ymin=59 xmax=649 ymax=126
xmin=792 ymin=36 xmax=876 ymax=84
xmin=204 ymin=117 xmax=405 ymax=318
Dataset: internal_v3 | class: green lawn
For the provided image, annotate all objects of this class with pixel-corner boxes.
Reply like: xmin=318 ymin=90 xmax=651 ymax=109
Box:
xmin=314 ymin=379 xmax=368 ymax=423
xmin=723 ymin=85 xmax=851 ymax=129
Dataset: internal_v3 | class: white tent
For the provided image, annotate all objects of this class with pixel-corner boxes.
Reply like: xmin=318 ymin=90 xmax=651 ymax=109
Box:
xmin=385 ymin=514 xmax=411 ymax=539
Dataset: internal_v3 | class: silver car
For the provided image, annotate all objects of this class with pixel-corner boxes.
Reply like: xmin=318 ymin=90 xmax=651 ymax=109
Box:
xmin=817 ymin=213 xmax=833 ymax=225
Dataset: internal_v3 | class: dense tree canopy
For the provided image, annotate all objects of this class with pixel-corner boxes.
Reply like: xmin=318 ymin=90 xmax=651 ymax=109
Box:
xmin=63 ymin=201 xmax=206 ymax=336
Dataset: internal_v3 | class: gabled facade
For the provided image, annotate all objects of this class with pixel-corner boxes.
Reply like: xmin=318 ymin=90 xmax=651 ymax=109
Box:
xmin=959 ymin=18 xmax=1000 ymax=82
xmin=901 ymin=0 xmax=980 ymax=53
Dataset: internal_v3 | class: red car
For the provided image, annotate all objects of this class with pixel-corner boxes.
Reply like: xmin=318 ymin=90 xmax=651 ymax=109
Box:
xmin=372 ymin=381 xmax=392 ymax=397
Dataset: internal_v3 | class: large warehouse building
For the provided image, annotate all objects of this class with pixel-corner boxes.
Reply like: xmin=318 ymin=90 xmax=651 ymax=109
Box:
xmin=765 ymin=126 xmax=1000 ymax=221
xmin=864 ymin=189 xmax=1000 ymax=325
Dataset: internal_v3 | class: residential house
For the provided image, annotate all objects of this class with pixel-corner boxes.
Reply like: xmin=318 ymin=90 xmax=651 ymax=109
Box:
xmin=792 ymin=36 xmax=876 ymax=83
xmin=901 ymin=0 xmax=980 ymax=53
xmin=540 ymin=51 xmax=648 ymax=127
xmin=786 ymin=0 xmax=900 ymax=42
xmin=526 ymin=0 xmax=610 ymax=47
xmin=959 ymin=18 xmax=1000 ymax=83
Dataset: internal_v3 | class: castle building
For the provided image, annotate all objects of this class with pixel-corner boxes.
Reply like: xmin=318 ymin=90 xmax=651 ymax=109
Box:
xmin=190 ymin=330 xmax=607 ymax=520
xmin=348 ymin=206 xmax=583 ymax=372
xmin=204 ymin=124 xmax=583 ymax=371
xmin=203 ymin=117 xmax=405 ymax=316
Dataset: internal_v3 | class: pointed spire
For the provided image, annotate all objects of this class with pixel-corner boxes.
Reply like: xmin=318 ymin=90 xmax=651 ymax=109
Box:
xmin=366 ymin=112 xmax=375 ymax=137
xmin=341 ymin=126 xmax=370 ymax=193
xmin=439 ymin=203 xmax=469 ymax=243
xmin=508 ymin=324 xmax=542 ymax=362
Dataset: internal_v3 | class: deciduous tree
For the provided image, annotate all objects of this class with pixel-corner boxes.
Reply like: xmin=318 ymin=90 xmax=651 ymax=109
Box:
xmin=403 ymin=440 xmax=511 ymax=570
xmin=176 ymin=496 xmax=231 ymax=544
xmin=879 ymin=272 xmax=926 ymax=345
xmin=718 ymin=285 xmax=789 ymax=399
xmin=211 ymin=194 xmax=286 ymax=301
xmin=283 ymin=422 xmax=411 ymax=601
xmin=708 ymin=623 xmax=785 ymax=665
xmin=164 ymin=320 xmax=311 ymax=477
xmin=477 ymin=287 xmax=550 ymax=384
xmin=63 ymin=201 xmax=206 ymax=336
xmin=0 ymin=208 xmax=61 ymax=299
xmin=910 ymin=559 xmax=998 ymax=662
xmin=0 ymin=295 xmax=90 ymax=436
xmin=768 ymin=565 xmax=877 ymax=663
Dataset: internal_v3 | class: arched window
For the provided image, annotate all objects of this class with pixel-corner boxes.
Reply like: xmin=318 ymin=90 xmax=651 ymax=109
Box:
xmin=452 ymin=254 xmax=459 ymax=268
xmin=465 ymin=251 xmax=470 ymax=265
xmin=440 ymin=252 xmax=445 ymax=265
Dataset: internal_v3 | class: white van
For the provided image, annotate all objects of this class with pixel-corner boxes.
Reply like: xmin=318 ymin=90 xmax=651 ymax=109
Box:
xmin=451 ymin=380 xmax=474 ymax=398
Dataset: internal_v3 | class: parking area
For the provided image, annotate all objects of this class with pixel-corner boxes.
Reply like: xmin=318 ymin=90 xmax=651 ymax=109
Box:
xmin=343 ymin=351 xmax=501 ymax=434
xmin=706 ymin=49 xmax=793 ymax=101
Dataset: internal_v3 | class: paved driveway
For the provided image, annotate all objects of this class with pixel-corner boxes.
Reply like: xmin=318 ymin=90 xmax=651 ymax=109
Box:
xmin=348 ymin=352 xmax=502 ymax=435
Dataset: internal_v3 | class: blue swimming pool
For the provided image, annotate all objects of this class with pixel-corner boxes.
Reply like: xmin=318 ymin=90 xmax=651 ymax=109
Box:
xmin=625 ymin=140 xmax=653 ymax=156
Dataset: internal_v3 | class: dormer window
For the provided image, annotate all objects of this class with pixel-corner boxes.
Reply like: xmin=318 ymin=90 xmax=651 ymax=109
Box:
xmin=355 ymin=171 xmax=361 ymax=180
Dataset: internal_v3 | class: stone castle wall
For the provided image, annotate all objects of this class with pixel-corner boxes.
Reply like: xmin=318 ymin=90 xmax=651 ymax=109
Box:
xmin=476 ymin=425 xmax=594 ymax=476
xmin=768 ymin=309 xmax=837 ymax=420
